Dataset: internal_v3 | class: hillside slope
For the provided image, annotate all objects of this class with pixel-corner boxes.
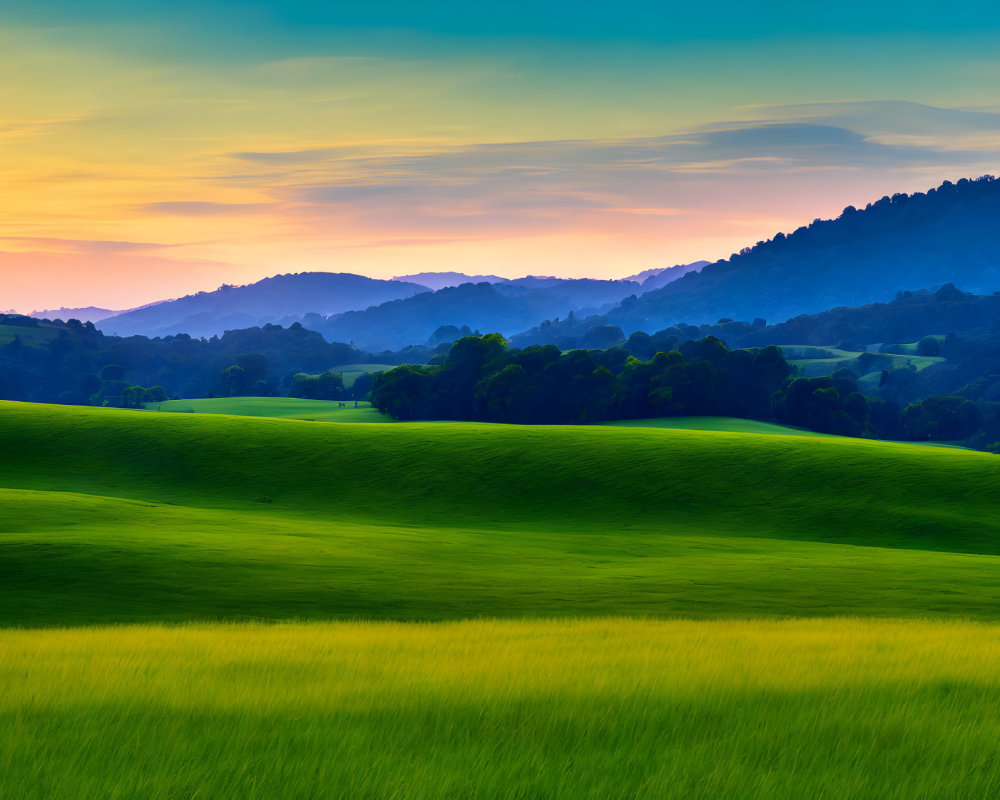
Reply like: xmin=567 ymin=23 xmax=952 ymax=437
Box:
xmin=5 ymin=401 xmax=999 ymax=540
xmin=622 ymin=260 xmax=710 ymax=290
xmin=596 ymin=176 xmax=1000 ymax=332
xmin=3 ymin=401 xmax=1000 ymax=625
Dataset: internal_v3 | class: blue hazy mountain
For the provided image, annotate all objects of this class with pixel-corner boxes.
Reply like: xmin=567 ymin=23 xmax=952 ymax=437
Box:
xmin=392 ymin=272 xmax=510 ymax=290
xmin=621 ymin=261 xmax=710 ymax=291
xmin=312 ymin=278 xmax=645 ymax=351
xmin=98 ymin=273 xmax=430 ymax=339
xmin=29 ymin=306 xmax=122 ymax=323
xmin=592 ymin=176 xmax=1000 ymax=333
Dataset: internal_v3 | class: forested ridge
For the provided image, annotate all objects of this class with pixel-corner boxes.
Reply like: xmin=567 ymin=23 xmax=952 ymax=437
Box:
xmin=519 ymin=176 xmax=1000 ymax=335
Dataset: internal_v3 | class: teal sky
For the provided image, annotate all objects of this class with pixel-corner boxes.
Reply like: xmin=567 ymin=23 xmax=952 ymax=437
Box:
xmin=7 ymin=1 xmax=1000 ymax=40
xmin=1 ymin=1 xmax=999 ymax=310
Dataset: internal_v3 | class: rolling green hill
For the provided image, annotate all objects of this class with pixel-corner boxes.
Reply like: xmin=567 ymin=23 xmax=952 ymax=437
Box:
xmin=0 ymin=322 xmax=62 ymax=347
xmin=599 ymin=415 xmax=833 ymax=437
xmin=601 ymin=415 xmax=966 ymax=449
xmin=3 ymin=400 xmax=1000 ymax=626
xmin=782 ymin=343 xmax=944 ymax=378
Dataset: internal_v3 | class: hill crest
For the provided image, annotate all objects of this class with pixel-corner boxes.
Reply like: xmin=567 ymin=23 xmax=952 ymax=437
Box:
xmin=590 ymin=176 xmax=1000 ymax=332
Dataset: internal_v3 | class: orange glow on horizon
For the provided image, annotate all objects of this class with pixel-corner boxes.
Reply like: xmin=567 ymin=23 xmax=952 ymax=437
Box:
xmin=3 ymin=22 xmax=1000 ymax=312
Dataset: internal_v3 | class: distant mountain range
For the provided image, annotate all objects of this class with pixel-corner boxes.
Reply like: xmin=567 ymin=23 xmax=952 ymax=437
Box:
xmin=86 ymin=258 xmax=709 ymax=343
xmin=309 ymin=278 xmax=645 ymax=351
xmin=390 ymin=266 xmax=709 ymax=293
xmin=99 ymin=273 xmax=429 ymax=339
xmin=92 ymin=269 xmax=696 ymax=347
xmin=76 ymin=176 xmax=1000 ymax=349
xmin=30 ymin=306 xmax=122 ymax=323
xmin=391 ymin=272 xmax=509 ymax=290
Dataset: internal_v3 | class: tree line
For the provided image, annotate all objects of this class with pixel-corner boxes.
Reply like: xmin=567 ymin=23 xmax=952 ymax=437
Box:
xmin=0 ymin=315 xmax=437 ymax=405
xmin=371 ymin=334 xmax=1000 ymax=449
xmin=4 ymin=312 xmax=999 ymax=449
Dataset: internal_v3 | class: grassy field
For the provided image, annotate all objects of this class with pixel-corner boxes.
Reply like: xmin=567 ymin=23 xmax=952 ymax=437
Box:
xmin=779 ymin=344 xmax=860 ymax=360
xmin=4 ymin=399 xmax=1000 ymax=797
xmin=0 ymin=322 xmax=61 ymax=346
xmin=149 ymin=396 xmax=390 ymax=422
xmin=781 ymin=344 xmax=945 ymax=380
xmin=601 ymin=416 xmax=965 ymax=449
xmin=328 ymin=362 xmax=395 ymax=387
xmin=868 ymin=336 xmax=946 ymax=356
xmin=152 ymin=400 xmax=826 ymax=434
xmin=5 ymin=618 xmax=1000 ymax=799
xmin=3 ymin=400 xmax=1000 ymax=625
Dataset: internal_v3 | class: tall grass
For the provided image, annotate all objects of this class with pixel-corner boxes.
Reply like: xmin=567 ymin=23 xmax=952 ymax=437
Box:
xmin=4 ymin=618 xmax=1000 ymax=799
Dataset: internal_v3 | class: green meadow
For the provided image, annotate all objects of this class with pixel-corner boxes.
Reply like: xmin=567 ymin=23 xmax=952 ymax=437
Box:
xmin=5 ymin=399 xmax=1000 ymax=623
xmin=601 ymin=415 xmax=966 ymax=449
xmin=149 ymin=395 xmax=389 ymax=423
xmin=782 ymin=343 xmax=944 ymax=378
xmin=3 ymin=399 xmax=1000 ymax=797
xmin=0 ymin=322 xmax=61 ymax=347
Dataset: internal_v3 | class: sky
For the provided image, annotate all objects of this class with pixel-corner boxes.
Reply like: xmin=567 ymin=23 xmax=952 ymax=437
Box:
xmin=2 ymin=1 xmax=1000 ymax=312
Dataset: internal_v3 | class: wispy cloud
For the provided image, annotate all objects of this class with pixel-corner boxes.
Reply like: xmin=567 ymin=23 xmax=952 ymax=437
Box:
xmin=0 ymin=237 xmax=170 ymax=255
xmin=731 ymin=100 xmax=1000 ymax=146
xmin=168 ymin=107 xmax=1000 ymax=280
xmin=0 ymin=114 xmax=94 ymax=142
xmin=142 ymin=201 xmax=276 ymax=216
xmin=231 ymin=148 xmax=343 ymax=165
xmin=235 ymin=119 xmax=994 ymax=229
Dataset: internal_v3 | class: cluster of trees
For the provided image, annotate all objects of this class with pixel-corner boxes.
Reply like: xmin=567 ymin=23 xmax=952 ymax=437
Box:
xmin=900 ymin=395 xmax=988 ymax=442
xmin=289 ymin=371 xmax=346 ymax=400
xmin=371 ymin=334 xmax=1000 ymax=450
xmin=514 ymin=284 xmax=1000 ymax=413
xmin=372 ymin=334 xmax=793 ymax=425
xmin=0 ymin=315 xmax=429 ymax=404
xmin=86 ymin=364 xmax=169 ymax=408
xmin=774 ymin=372 xmax=890 ymax=438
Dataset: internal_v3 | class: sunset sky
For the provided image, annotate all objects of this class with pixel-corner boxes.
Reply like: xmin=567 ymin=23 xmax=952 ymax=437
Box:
xmin=3 ymin=0 xmax=1000 ymax=312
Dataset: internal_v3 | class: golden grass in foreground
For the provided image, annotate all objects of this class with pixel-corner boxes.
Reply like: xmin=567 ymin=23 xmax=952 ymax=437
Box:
xmin=4 ymin=618 xmax=1000 ymax=799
